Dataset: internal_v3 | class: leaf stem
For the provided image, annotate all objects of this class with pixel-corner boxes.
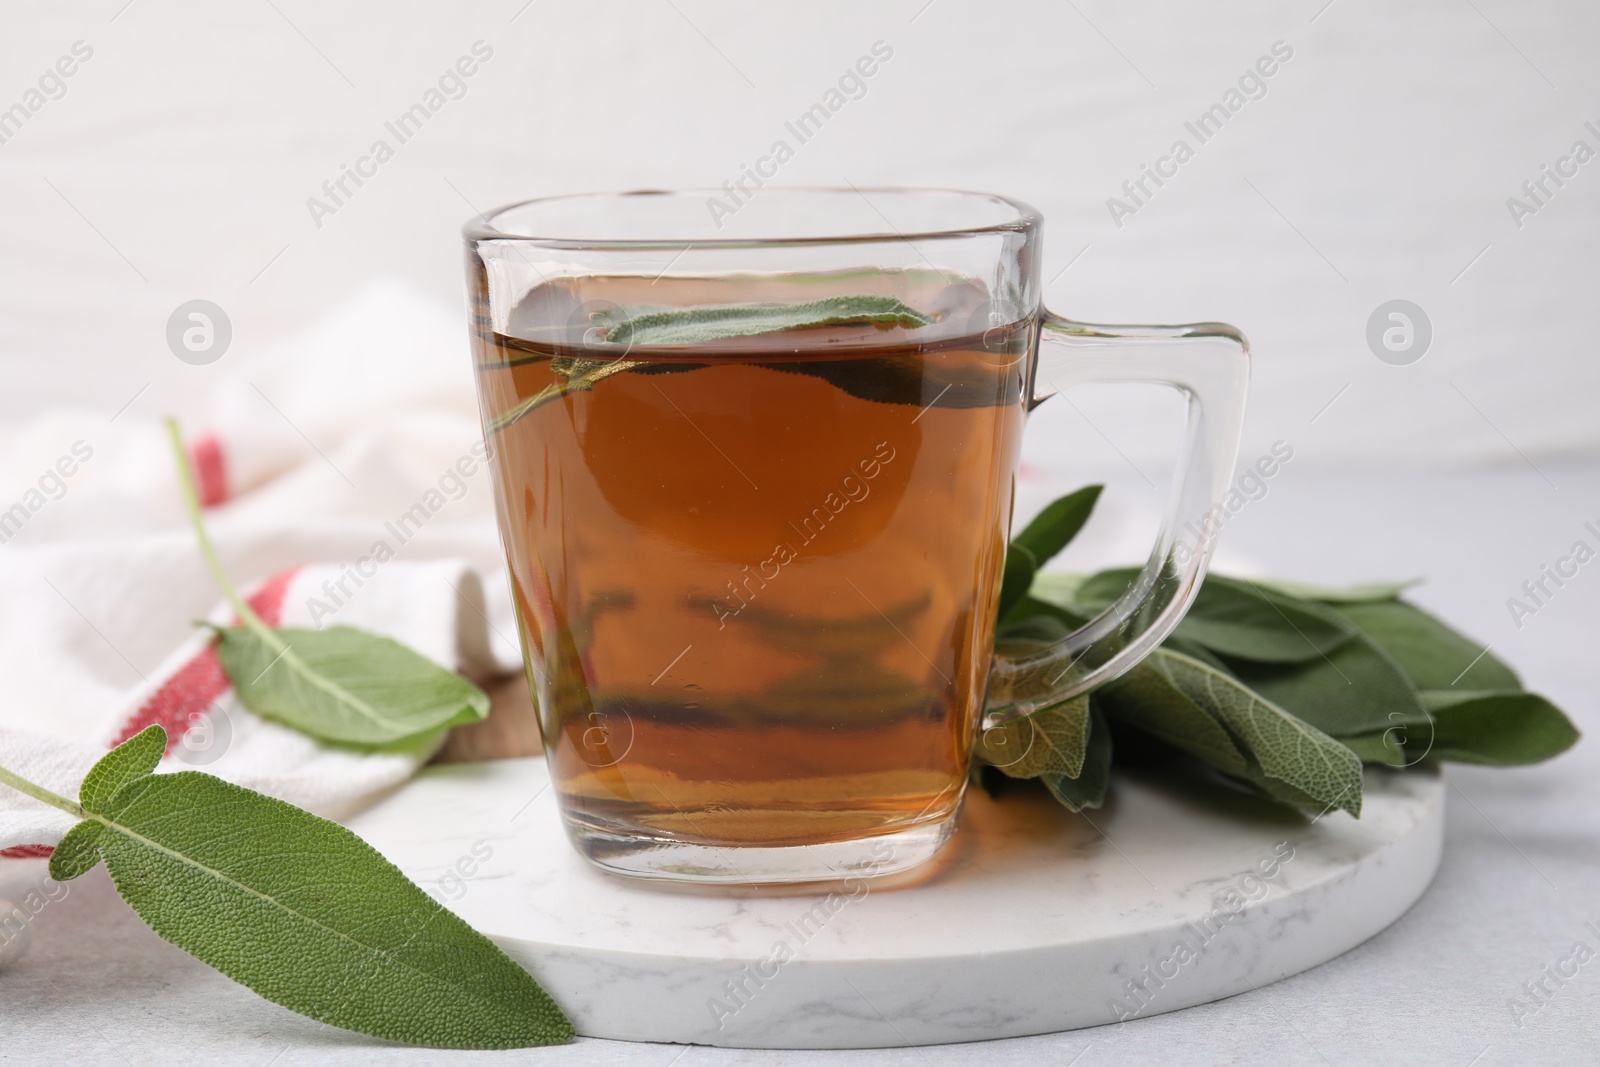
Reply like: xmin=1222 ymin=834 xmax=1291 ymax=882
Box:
xmin=164 ymin=418 xmax=280 ymax=645
xmin=0 ymin=764 xmax=85 ymax=818
xmin=488 ymin=361 xmax=641 ymax=435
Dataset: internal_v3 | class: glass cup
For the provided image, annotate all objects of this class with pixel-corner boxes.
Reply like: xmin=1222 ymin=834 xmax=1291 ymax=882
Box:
xmin=463 ymin=189 xmax=1248 ymax=885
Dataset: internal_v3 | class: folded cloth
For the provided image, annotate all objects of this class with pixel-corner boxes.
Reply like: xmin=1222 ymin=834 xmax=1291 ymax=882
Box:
xmin=0 ymin=280 xmax=525 ymax=857
xmin=0 ymin=558 xmax=514 ymax=853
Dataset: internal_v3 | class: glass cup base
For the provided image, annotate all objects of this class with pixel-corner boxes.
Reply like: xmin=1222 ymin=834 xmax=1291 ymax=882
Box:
xmin=565 ymin=810 xmax=960 ymax=886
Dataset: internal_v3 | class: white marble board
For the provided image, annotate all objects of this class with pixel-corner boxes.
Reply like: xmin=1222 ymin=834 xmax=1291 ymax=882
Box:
xmin=344 ymin=758 xmax=1443 ymax=1049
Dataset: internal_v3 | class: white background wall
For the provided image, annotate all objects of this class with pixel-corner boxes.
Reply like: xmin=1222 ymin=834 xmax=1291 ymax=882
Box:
xmin=2 ymin=0 xmax=1596 ymax=475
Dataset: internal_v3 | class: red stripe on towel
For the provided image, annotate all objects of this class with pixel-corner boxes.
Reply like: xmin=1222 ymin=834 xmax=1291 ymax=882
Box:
xmin=189 ymin=432 xmax=228 ymax=508
xmin=0 ymin=844 xmax=56 ymax=860
xmin=110 ymin=567 xmax=300 ymax=752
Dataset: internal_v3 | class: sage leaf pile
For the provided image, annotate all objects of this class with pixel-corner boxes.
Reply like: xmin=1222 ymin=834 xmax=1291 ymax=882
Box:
xmin=0 ymin=727 xmax=571 ymax=1049
xmin=978 ymin=485 xmax=1581 ymax=816
xmin=167 ymin=420 xmax=488 ymax=746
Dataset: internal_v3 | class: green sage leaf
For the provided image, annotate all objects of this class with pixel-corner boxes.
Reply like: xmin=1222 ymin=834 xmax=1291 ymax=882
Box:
xmin=1416 ymin=690 xmax=1579 ymax=766
xmin=1251 ymin=577 xmax=1419 ymax=603
xmin=487 ymin=356 xmax=642 ymax=433
xmin=1042 ymin=706 xmax=1113 ymax=811
xmin=214 ymin=625 xmax=489 ymax=748
xmin=79 ymin=723 xmax=164 ymax=813
xmin=996 ymin=595 xmax=1088 ymax=643
xmin=996 ymin=543 xmax=1039 ymax=622
xmin=597 ymin=295 xmax=932 ymax=346
xmin=1115 ymin=649 xmax=1363 ymax=817
xmin=977 ymin=695 xmax=1090 ymax=780
xmin=167 ymin=417 xmax=490 ymax=748
xmin=1010 ymin=485 xmax=1103 ymax=571
xmin=1337 ymin=727 xmax=1412 ymax=768
xmin=1076 ymin=569 xmax=1355 ymax=664
xmin=1030 ymin=570 xmax=1087 ymax=608
xmin=1180 ymin=576 xmax=1357 ymax=663
xmin=1329 ymin=599 xmax=1521 ymax=691
xmin=49 ymin=820 xmax=106 ymax=881
xmin=47 ymin=730 xmax=572 ymax=1049
xmin=1223 ymin=631 xmax=1430 ymax=738
xmin=1094 ymin=655 xmax=1250 ymax=778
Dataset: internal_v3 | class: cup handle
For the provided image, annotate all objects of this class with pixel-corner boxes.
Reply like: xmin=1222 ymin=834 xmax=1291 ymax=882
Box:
xmin=983 ymin=312 xmax=1251 ymax=729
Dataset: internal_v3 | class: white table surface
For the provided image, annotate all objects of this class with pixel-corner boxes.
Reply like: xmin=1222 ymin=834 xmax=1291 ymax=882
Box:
xmin=3 ymin=463 xmax=1597 ymax=1066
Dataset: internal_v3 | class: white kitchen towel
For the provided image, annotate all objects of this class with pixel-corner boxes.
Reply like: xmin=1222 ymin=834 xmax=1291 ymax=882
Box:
xmin=0 ymin=280 xmax=525 ymax=857
xmin=0 ymin=560 xmax=515 ymax=853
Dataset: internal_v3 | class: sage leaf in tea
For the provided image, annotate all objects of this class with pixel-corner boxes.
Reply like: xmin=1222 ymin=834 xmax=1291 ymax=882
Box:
xmin=486 ymin=356 xmax=644 ymax=434
xmin=486 ymin=295 xmax=938 ymax=433
xmin=166 ymin=419 xmax=489 ymax=747
xmin=18 ymin=727 xmax=573 ymax=1049
xmin=598 ymin=294 xmax=933 ymax=347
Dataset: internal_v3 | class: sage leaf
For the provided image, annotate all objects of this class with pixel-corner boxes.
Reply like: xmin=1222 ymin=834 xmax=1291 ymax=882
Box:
xmin=997 ymin=595 xmax=1088 ymax=643
xmin=1042 ymin=706 xmax=1112 ymax=811
xmin=79 ymin=722 xmax=163 ymax=812
xmin=598 ymin=295 xmax=932 ymax=347
xmin=50 ymin=820 xmax=105 ymax=880
xmin=1030 ymin=571 xmax=1087 ymax=607
xmin=1223 ymin=632 xmax=1431 ymax=738
xmin=977 ymin=694 xmax=1090 ymax=780
xmin=1161 ymin=635 xmax=1236 ymax=675
xmin=1123 ymin=649 xmax=1363 ymax=817
xmin=167 ymin=419 xmax=490 ymax=747
xmin=996 ymin=543 xmax=1039 ymax=622
xmin=1253 ymin=578 xmax=1418 ymax=603
xmin=770 ymin=351 xmax=1026 ymax=411
xmin=1229 ymin=762 xmax=1356 ymax=814
xmin=997 ymin=486 xmax=1101 ymax=625
xmin=1094 ymin=654 xmax=1251 ymax=778
xmin=42 ymin=727 xmax=572 ymax=1049
xmin=1181 ymin=576 xmax=1356 ymax=663
xmin=1330 ymin=599 xmax=1521 ymax=691
xmin=487 ymin=356 xmax=642 ymax=433
xmin=1010 ymin=485 xmax=1102 ymax=571
xmin=1416 ymin=690 xmax=1580 ymax=765
xmin=213 ymin=625 xmax=490 ymax=747
xmin=1076 ymin=569 xmax=1355 ymax=663
xmin=1337 ymin=727 xmax=1413 ymax=768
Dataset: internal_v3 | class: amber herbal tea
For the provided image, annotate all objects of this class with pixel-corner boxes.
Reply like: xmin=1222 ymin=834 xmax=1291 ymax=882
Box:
xmin=470 ymin=272 xmax=1029 ymax=874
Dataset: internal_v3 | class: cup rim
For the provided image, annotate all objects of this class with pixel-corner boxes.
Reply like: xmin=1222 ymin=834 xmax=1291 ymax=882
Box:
xmin=463 ymin=186 xmax=1042 ymax=249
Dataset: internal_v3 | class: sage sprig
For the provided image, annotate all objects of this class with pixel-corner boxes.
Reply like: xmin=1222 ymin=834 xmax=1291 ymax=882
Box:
xmin=980 ymin=485 xmax=1581 ymax=816
xmin=0 ymin=727 xmax=572 ymax=1049
xmin=484 ymin=295 xmax=937 ymax=433
xmin=486 ymin=356 xmax=642 ymax=433
xmin=594 ymin=294 xmax=933 ymax=347
xmin=166 ymin=419 xmax=488 ymax=746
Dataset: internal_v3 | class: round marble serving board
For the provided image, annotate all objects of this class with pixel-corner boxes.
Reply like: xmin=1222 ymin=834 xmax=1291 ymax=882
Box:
xmin=345 ymin=758 xmax=1443 ymax=1049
